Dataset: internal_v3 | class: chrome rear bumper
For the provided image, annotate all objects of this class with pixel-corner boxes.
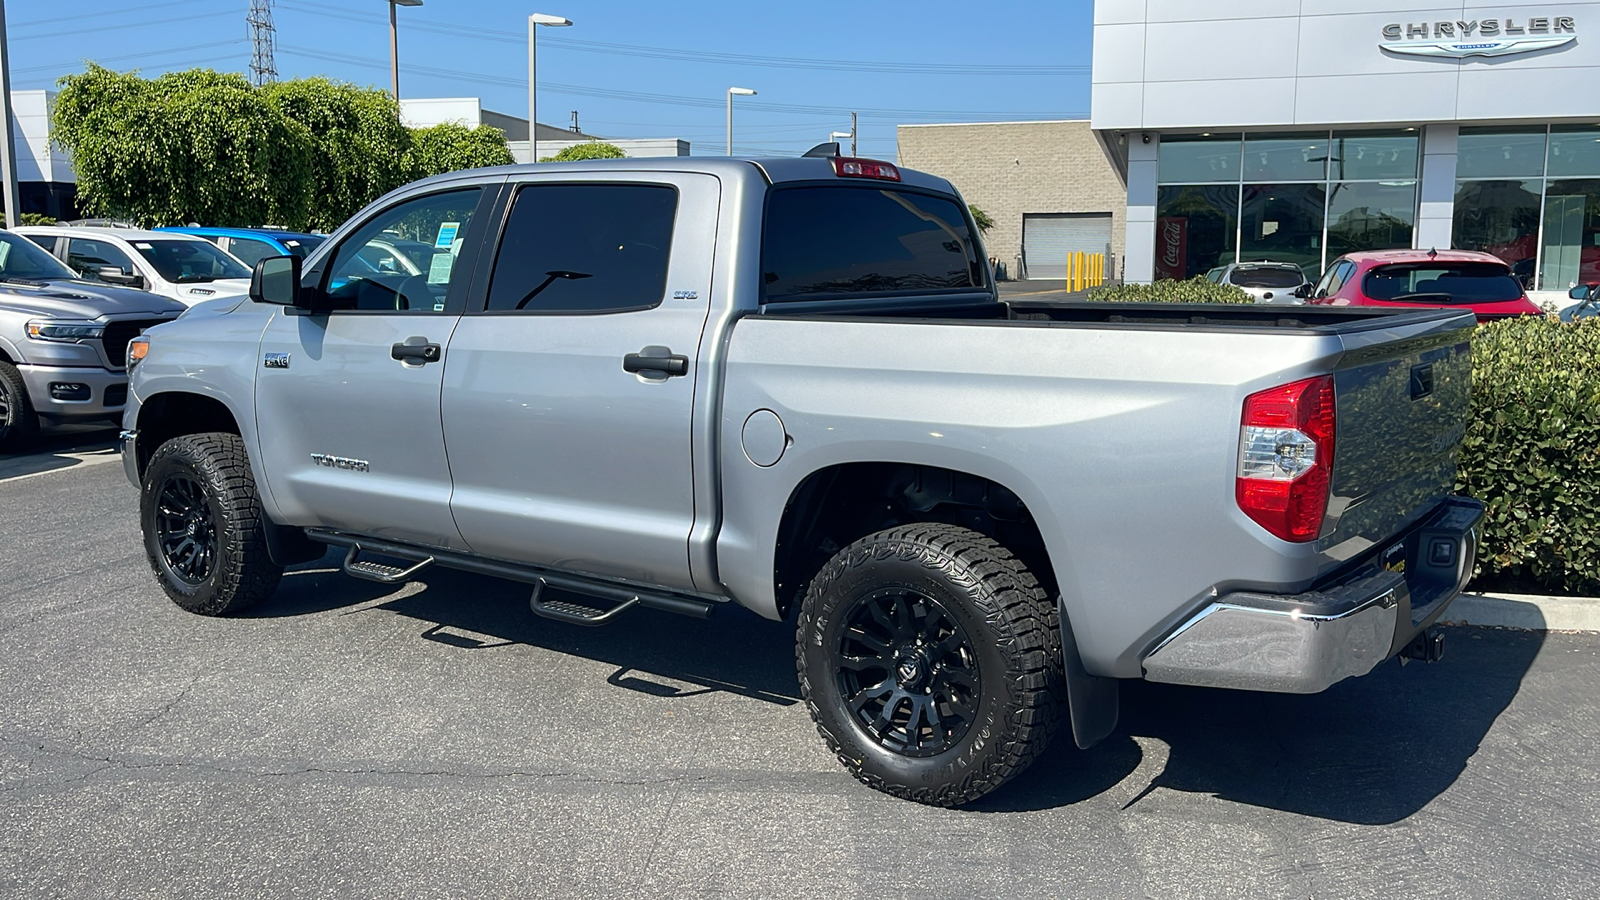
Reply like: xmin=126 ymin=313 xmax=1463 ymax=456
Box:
xmin=1142 ymin=497 xmax=1483 ymax=694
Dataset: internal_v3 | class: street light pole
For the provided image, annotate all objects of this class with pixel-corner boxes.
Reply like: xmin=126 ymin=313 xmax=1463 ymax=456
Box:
xmin=726 ymin=87 xmax=755 ymax=156
xmin=528 ymin=14 xmax=572 ymax=162
xmin=387 ymin=0 xmax=422 ymax=100
xmin=0 ymin=0 xmax=17 ymax=227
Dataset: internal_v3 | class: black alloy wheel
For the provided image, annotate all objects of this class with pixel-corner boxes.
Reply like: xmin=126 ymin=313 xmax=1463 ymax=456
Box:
xmin=0 ymin=360 xmax=40 ymax=451
xmin=153 ymin=471 xmax=218 ymax=585
xmin=797 ymin=523 xmax=1064 ymax=807
xmin=836 ymin=587 xmax=982 ymax=757
xmin=140 ymin=432 xmax=282 ymax=616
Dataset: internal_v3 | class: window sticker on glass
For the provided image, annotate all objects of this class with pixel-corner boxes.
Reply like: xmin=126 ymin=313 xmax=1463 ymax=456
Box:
xmin=427 ymin=252 xmax=455 ymax=285
xmin=134 ymin=242 xmax=153 ymax=249
xmin=434 ymin=222 xmax=461 ymax=250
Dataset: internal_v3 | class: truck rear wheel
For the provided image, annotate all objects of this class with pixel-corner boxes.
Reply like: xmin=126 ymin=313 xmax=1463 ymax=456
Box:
xmin=0 ymin=360 xmax=39 ymax=452
xmin=795 ymin=523 xmax=1064 ymax=806
xmin=140 ymin=432 xmax=282 ymax=616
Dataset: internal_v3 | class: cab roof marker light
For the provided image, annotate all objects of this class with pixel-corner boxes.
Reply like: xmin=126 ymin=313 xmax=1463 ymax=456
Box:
xmin=831 ymin=157 xmax=901 ymax=181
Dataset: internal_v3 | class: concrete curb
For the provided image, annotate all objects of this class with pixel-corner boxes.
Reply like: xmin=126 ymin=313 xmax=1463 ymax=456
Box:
xmin=1440 ymin=592 xmax=1600 ymax=633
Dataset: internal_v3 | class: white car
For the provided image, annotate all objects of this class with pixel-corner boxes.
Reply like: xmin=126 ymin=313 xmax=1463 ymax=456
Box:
xmin=16 ymin=226 xmax=253 ymax=307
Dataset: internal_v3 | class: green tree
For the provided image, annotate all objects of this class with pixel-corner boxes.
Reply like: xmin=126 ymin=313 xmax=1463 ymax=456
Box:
xmin=540 ymin=141 xmax=626 ymax=162
xmin=406 ymin=122 xmax=515 ymax=180
xmin=968 ymin=204 xmax=995 ymax=233
xmin=52 ymin=65 xmax=315 ymax=229
xmin=262 ymin=78 xmax=412 ymax=232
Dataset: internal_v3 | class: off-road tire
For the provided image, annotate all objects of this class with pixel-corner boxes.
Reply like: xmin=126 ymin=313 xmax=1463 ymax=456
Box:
xmin=796 ymin=523 xmax=1064 ymax=807
xmin=0 ymin=360 xmax=40 ymax=452
xmin=141 ymin=432 xmax=282 ymax=615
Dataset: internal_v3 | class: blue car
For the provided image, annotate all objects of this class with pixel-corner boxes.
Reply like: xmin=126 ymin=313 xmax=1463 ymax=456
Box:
xmin=155 ymin=227 xmax=327 ymax=268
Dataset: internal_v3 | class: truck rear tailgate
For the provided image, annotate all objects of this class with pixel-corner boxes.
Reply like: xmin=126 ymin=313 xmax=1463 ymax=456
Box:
xmin=1321 ymin=316 xmax=1475 ymax=567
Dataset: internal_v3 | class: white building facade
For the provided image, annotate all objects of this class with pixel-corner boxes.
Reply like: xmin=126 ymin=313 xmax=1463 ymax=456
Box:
xmin=1093 ymin=1 xmax=1600 ymax=298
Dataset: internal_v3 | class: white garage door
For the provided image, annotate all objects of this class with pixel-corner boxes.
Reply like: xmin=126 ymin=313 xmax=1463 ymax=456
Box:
xmin=1023 ymin=213 xmax=1112 ymax=280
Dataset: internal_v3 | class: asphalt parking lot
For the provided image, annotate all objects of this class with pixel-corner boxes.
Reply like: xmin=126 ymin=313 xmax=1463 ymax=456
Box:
xmin=2 ymin=445 xmax=1597 ymax=899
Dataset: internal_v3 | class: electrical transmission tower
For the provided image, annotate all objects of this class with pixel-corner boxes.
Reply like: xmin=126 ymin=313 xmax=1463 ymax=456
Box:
xmin=247 ymin=0 xmax=277 ymax=86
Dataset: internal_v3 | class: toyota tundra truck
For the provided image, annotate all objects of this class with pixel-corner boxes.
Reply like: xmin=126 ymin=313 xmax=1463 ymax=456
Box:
xmin=118 ymin=153 xmax=1484 ymax=806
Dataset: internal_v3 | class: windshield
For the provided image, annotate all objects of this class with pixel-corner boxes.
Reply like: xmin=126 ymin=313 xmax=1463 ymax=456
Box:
xmin=1363 ymin=262 xmax=1524 ymax=303
xmin=132 ymin=239 xmax=251 ymax=283
xmin=1230 ymin=266 xmax=1304 ymax=288
xmin=0 ymin=232 xmax=79 ymax=281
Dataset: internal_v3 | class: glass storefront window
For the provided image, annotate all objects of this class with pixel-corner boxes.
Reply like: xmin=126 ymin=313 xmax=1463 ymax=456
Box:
xmin=1243 ymin=133 xmax=1329 ymax=182
xmin=1158 ymin=135 xmax=1241 ymax=184
xmin=1240 ymin=183 xmax=1326 ymax=275
xmin=1539 ymin=178 xmax=1600 ymax=289
xmin=1155 ymin=184 xmax=1238 ymax=279
xmin=1331 ymin=132 xmax=1418 ymax=181
xmin=1327 ymin=181 xmax=1416 ymax=258
xmin=1457 ymin=129 xmax=1547 ymax=179
xmin=1453 ymin=179 xmax=1542 ymax=286
xmin=1547 ymin=127 xmax=1600 ymax=179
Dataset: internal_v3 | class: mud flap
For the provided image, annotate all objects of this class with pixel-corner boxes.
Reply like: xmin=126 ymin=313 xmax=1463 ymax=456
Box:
xmin=1059 ymin=596 xmax=1119 ymax=749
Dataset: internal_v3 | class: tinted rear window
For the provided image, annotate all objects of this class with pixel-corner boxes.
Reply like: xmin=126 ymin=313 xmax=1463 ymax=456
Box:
xmin=761 ymin=186 xmax=983 ymax=302
xmin=1363 ymin=262 xmax=1523 ymax=303
xmin=1230 ymin=267 xmax=1304 ymax=288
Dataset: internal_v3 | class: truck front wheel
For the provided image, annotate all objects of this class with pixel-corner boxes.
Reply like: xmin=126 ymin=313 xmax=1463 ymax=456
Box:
xmin=0 ymin=360 xmax=39 ymax=451
xmin=795 ymin=524 xmax=1064 ymax=806
xmin=140 ymin=432 xmax=282 ymax=616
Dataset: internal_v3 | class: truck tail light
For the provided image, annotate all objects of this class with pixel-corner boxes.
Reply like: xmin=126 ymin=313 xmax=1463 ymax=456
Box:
xmin=1236 ymin=375 xmax=1336 ymax=542
xmin=831 ymin=157 xmax=900 ymax=181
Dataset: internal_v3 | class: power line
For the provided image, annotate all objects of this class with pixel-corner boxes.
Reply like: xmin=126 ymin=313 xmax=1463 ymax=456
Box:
xmin=11 ymin=8 xmax=235 ymax=42
xmin=280 ymin=46 xmax=1081 ymax=122
xmin=275 ymin=2 xmax=1082 ymax=77
xmin=9 ymin=0 xmax=206 ymax=29
xmin=248 ymin=0 xmax=277 ymax=86
xmin=11 ymin=39 xmax=248 ymax=77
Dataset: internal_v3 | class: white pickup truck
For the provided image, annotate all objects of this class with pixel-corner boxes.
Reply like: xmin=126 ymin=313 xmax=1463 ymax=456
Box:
xmin=119 ymin=153 xmax=1483 ymax=806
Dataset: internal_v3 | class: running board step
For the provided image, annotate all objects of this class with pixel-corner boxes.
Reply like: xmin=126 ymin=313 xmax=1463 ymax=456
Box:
xmin=528 ymin=579 xmax=643 ymax=626
xmin=343 ymin=545 xmax=435 ymax=584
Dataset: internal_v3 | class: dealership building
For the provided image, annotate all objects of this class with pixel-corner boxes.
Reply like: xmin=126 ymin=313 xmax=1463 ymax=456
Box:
xmin=1094 ymin=1 xmax=1600 ymax=297
xmin=900 ymin=3 xmax=1600 ymax=297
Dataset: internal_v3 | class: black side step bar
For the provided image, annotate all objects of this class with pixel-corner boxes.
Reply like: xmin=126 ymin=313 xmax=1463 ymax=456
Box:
xmin=343 ymin=544 xmax=435 ymax=584
xmin=307 ymin=529 xmax=718 ymax=622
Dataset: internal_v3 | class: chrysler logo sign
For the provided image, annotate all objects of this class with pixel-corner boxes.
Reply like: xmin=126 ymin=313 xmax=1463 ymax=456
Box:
xmin=1381 ymin=16 xmax=1576 ymax=58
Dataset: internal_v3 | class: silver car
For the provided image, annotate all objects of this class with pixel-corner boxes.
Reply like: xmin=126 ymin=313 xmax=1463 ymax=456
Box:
xmin=1206 ymin=260 xmax=1310 ymax=304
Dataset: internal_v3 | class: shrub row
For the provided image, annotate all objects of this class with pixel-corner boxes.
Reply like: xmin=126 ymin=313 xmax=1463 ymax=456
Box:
xmin=1457 ymin=315 xmax=1600 ymax=593
xmin=1085 ymin=277 xmax=1253 ymax=304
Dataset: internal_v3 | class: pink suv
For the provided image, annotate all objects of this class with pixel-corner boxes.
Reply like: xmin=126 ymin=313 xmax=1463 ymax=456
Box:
xmin=1301 ymin=249 xmax=1543 ymax=321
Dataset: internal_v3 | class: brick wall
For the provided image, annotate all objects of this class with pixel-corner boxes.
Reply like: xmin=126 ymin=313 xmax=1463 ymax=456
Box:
xmin=896 ymin=121 xmax=1127 ymax=281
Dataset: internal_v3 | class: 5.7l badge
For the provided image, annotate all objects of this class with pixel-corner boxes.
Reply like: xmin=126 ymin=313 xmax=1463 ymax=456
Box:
xmin=264 ymin=352 xmax=291 ymax=369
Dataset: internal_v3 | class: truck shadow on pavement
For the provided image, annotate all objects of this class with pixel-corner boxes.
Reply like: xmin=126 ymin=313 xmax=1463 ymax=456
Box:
xmin=976 ymin=624 xmax=1546 ymax=824
xmin=258 ymin=556 xmax=1546 ymax=824
xmin=260 ymin=554 xmax=803 ymax=707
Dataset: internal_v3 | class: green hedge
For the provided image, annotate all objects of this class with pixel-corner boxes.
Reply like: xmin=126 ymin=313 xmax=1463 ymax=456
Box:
xmin=1085 ymin=277 xmax=1253 ymax=304
xmin=1458 ymin=316 xmax=1600 ymax=593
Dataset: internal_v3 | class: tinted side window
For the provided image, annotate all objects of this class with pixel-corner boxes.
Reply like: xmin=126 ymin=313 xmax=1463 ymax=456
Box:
xmin=24 ymin=235 xmax=56 ymax=252
xmin=226 ymin=237 xmax=278 ymax=267
xmin=761 ymin=186 xmax=983 ymax=302
xmin=67 ymin=238 xmax=137 ymax=277
xmin=485 ymin=183 xmax=677 ymax=314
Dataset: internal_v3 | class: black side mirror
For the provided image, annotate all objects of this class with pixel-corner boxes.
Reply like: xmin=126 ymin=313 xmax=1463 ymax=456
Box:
xmin=1569 ymin=283 xmax=1597 ymax=301
xmin=1292 ymin=283 xmax=1312 ymax=299
xmin=250 ymin=255 xmax=303 ymax=307
xmin=97 ymin=266 xmax=146 ymax=289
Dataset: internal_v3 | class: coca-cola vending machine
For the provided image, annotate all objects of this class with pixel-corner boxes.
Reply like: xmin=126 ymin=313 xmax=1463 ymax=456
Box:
xmin=1154 ymin=217 xmax=1188 ymax=281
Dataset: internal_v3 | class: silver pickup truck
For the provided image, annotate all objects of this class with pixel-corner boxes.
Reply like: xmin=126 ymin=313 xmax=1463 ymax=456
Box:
xmin=0 ymin=230 xmax=183 ymax=450
xmin=120 ymin=154 xmax=1483 ymax=806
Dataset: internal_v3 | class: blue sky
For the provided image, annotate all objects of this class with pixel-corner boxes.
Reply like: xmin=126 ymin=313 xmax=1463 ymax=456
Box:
xmin=5 ymin=0 xmax=1093 ymax=158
